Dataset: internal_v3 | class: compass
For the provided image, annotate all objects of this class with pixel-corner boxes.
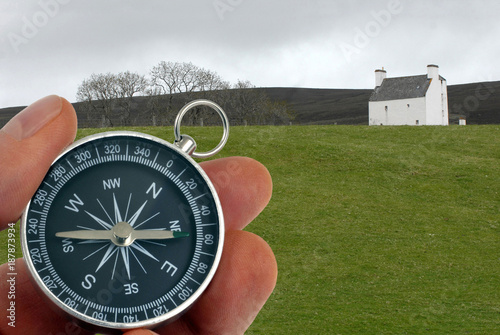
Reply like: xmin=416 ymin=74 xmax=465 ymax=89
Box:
xmin=20 ymin=100 xmax=228 ymax=333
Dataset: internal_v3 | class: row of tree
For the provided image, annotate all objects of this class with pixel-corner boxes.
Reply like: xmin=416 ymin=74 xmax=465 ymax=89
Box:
xmin=76 ymin=62 xmax=294 ymax=127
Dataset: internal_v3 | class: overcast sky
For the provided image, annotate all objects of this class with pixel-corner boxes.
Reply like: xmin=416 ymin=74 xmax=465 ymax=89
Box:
xmin=1 ymin=0 xmax=499 ymax=108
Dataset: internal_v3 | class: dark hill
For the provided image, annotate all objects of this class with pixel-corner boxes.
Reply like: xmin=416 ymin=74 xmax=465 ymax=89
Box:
xmin=261 ymin=87 xmax=372 ymax=125
xmin=1 ymin=82 xmax=499 ymax=127
xmin=260 ymin=81 xmax=500 ymax=125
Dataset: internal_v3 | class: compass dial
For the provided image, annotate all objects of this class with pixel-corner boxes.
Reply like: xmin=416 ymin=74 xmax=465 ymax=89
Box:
xmin=21 ymin=131 xmax=224 ymax=331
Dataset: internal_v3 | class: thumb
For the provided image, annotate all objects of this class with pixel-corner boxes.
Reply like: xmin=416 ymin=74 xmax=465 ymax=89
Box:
xmin=0 ymin=95 xmax=77 ymax=227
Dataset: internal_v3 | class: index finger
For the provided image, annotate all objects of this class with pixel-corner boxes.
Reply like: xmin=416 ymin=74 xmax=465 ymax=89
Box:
xmin=200 ymin=156 xmax=273 ymax=231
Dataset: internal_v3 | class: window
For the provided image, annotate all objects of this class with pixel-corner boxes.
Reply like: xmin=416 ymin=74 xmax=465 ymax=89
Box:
xmin=385 ymin=106 xmax=388 ymax=111
xmin=415 ymin=120 xmax=419 ymax=125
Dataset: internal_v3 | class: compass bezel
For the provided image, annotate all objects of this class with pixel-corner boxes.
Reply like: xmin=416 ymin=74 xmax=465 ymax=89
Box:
xmin=20 ymin=131 xmax=225 ymax=332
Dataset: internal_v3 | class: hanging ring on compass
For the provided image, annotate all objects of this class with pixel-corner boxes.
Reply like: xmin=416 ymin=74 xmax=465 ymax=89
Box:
xmin=174 ymin=99 xmax=230 ymax=159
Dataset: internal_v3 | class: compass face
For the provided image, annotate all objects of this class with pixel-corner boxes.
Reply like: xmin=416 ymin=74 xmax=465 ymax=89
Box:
xmin=21 ymin=131 xmax=224 ymax=330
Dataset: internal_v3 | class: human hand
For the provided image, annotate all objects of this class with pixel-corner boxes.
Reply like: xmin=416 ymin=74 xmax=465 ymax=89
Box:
xmin=0 ymin=95 xmax=277 ymax=335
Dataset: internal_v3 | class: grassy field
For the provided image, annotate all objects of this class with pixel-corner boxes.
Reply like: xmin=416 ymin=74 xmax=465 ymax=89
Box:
xmin=2 ymin=125 xmax=499 ymax=334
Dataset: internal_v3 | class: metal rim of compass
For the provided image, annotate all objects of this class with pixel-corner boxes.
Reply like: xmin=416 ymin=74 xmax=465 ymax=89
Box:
xmin=20 ymin=130 xmax=225 ymax=331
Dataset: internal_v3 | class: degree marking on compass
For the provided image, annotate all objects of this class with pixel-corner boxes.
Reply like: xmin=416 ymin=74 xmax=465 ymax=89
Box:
xmin=191 ymin=193 xmax=207 ymax=202
xmin=176 ymin=168 xmax=187 ymax=180
xmin=38 ymin=266 xmax=50 ymax=273
xmin=43 ymin=181 xmax=56 ymax=191
xmin=152 ymin=150 xmax=160 ymax=166
xmin=57 ymin=287 xmax=67 ymax=298
xmin=198 ymin=251 xmax=215 ymax=257
xmin=198 ymin=223 xmax=217 ymax=227
xmin=94 ymin=146 xmax=101 ymax=161
xmin=67 ymin=159 xmax=75 ymax=171
xmin=188 ymin=275 xmax=201 ymax=286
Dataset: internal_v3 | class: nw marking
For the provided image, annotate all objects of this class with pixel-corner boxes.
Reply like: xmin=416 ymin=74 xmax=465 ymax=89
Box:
xmin=103 ymin=178 xmax=121 ymax=190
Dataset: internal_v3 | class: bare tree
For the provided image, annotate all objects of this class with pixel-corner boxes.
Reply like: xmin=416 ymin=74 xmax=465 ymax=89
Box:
xmin=150 ymin=61 xmax=183 ymax=115
xmin=114 ymin=71 xmax=148 ymax=125
xmin=76 ymin=61 xmax=293 ymax=127
xmin=222 ymin=80 xmax=294 ymax=125
xmin=149 ymin=61 xmax=230 ymax=125
xmin=76 ymin=73 xmax=117 ymax=127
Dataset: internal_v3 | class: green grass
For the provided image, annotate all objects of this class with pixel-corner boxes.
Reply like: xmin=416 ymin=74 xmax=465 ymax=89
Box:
xmin=2 ymin=125 xmax=499 ymax=334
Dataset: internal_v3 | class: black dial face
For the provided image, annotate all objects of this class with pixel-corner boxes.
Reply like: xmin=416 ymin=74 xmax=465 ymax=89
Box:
xmin=21 ymin=132 xmax=223 ymax=329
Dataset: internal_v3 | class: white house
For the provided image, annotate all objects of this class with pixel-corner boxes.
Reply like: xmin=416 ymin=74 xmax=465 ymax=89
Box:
xmin=368 ymin=65 xmax=449 ymax=126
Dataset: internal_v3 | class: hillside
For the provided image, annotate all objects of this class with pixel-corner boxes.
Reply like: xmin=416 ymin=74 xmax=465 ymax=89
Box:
xmin=1 ymin=82 xmax=499 ymax=127
xmin=261 ymin=81 xmax=500 ymax=125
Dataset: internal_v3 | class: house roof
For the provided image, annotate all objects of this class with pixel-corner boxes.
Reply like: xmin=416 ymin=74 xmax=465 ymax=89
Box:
xmin=369 ymin=75 xmax=432 ymax=102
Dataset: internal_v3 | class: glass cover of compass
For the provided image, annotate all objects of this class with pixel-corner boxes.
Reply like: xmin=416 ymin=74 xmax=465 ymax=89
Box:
xmin=21 ymin=131 xmax=224 ymax=331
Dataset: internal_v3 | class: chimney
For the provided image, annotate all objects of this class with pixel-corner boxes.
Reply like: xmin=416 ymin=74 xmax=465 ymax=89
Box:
xmin=375 ymin=68 xmax=387 ymax=87
xmin=427 ymin=64 xmax=439 ymax=80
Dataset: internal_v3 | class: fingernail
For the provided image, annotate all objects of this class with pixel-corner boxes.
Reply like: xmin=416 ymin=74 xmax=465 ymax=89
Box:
xmin=1 ymin=95 xmax=63 ymax=141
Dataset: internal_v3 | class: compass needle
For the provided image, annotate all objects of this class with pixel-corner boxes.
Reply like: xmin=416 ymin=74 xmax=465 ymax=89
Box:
xmin=22 ymin=100 xmax=227 ymax=331
xmin=131 ymin=229 xmax=189 ymax=241
xmin=55 ymin=230 xmax=112 ymax=240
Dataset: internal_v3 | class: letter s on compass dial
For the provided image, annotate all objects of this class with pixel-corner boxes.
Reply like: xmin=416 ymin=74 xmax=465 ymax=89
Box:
xmin=21 ymin=131 xmax=224 ymax=332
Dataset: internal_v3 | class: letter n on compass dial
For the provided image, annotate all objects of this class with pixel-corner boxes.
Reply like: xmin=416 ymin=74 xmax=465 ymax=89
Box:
xmin=21 ymin=133 xmax=223 ymax=329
